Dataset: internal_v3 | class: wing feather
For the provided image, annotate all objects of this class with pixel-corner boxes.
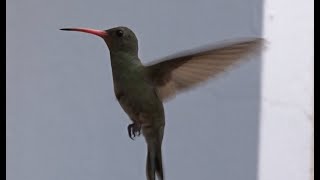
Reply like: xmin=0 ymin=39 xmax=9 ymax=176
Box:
xmin=145 ymin=38 xmax=264 ymax=101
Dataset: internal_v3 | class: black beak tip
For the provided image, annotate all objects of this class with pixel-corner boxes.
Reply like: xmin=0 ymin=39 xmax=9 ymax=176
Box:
xmin=60 ymin=28 xmax=71 ymax=31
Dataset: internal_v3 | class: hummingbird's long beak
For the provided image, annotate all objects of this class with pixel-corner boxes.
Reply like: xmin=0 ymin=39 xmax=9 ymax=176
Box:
xmin=60 ymin=28 xmax=108 ymax=37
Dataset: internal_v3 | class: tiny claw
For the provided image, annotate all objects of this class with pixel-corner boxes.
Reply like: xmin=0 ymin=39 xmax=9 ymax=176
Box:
xmin=127 ymin=123 xmax=141 ymax=140
xmin=127 ymin=124 xmax=134 ymax=140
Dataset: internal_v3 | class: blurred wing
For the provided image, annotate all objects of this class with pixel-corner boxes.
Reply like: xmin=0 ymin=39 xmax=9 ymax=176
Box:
xmin=145 ymin=38 xmax=264 ymax=101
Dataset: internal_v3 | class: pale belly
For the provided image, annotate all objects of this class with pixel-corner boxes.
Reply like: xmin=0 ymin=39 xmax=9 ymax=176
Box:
xmin=114 ymin=84 xmax=165 ymax=127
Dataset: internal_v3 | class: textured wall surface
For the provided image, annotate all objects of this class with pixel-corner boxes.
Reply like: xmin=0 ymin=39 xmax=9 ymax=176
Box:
xmin=259 ymin=0 xmax=314 ymax=179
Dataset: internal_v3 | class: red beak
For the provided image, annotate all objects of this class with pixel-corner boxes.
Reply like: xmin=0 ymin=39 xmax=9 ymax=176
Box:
xmin=60 ymin=27 xmax=108 ymax=37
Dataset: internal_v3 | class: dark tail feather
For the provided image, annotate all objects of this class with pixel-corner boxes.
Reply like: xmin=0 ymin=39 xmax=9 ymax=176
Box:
xmin=155 ymin=147 xmax=163 ymax=179
xmin=146 ymin=142 xmax=163 ymax=180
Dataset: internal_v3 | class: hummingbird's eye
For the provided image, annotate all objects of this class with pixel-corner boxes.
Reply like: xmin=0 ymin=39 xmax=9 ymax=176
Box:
xmin=116 ymin=30 xmax=124 ymax=37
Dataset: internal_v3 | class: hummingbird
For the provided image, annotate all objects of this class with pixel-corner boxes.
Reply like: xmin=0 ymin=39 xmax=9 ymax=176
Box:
xmin=60 ymin=26 xmax=263 ymax=180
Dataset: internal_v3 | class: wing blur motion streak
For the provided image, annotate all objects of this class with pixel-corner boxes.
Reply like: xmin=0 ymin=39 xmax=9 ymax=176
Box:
xmin=146 ymin=38 xmax=264 ymax=101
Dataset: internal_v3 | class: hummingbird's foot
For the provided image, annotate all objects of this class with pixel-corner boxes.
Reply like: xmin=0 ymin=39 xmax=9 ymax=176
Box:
xmin=127 ymin=123 xmax=141 ymax=140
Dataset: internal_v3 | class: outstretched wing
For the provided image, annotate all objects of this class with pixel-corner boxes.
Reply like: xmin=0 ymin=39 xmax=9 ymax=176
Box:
xmin=145 ymin=38 xmax=264 ymax=101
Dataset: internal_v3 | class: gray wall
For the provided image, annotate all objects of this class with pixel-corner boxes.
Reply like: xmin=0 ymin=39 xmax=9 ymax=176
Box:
xmin=7 ymin=0 xmax=262 ymax=179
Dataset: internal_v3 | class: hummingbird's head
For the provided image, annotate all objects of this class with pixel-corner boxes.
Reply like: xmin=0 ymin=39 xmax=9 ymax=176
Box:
xmin=60 ymin=26 xmax=138 ymax=55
